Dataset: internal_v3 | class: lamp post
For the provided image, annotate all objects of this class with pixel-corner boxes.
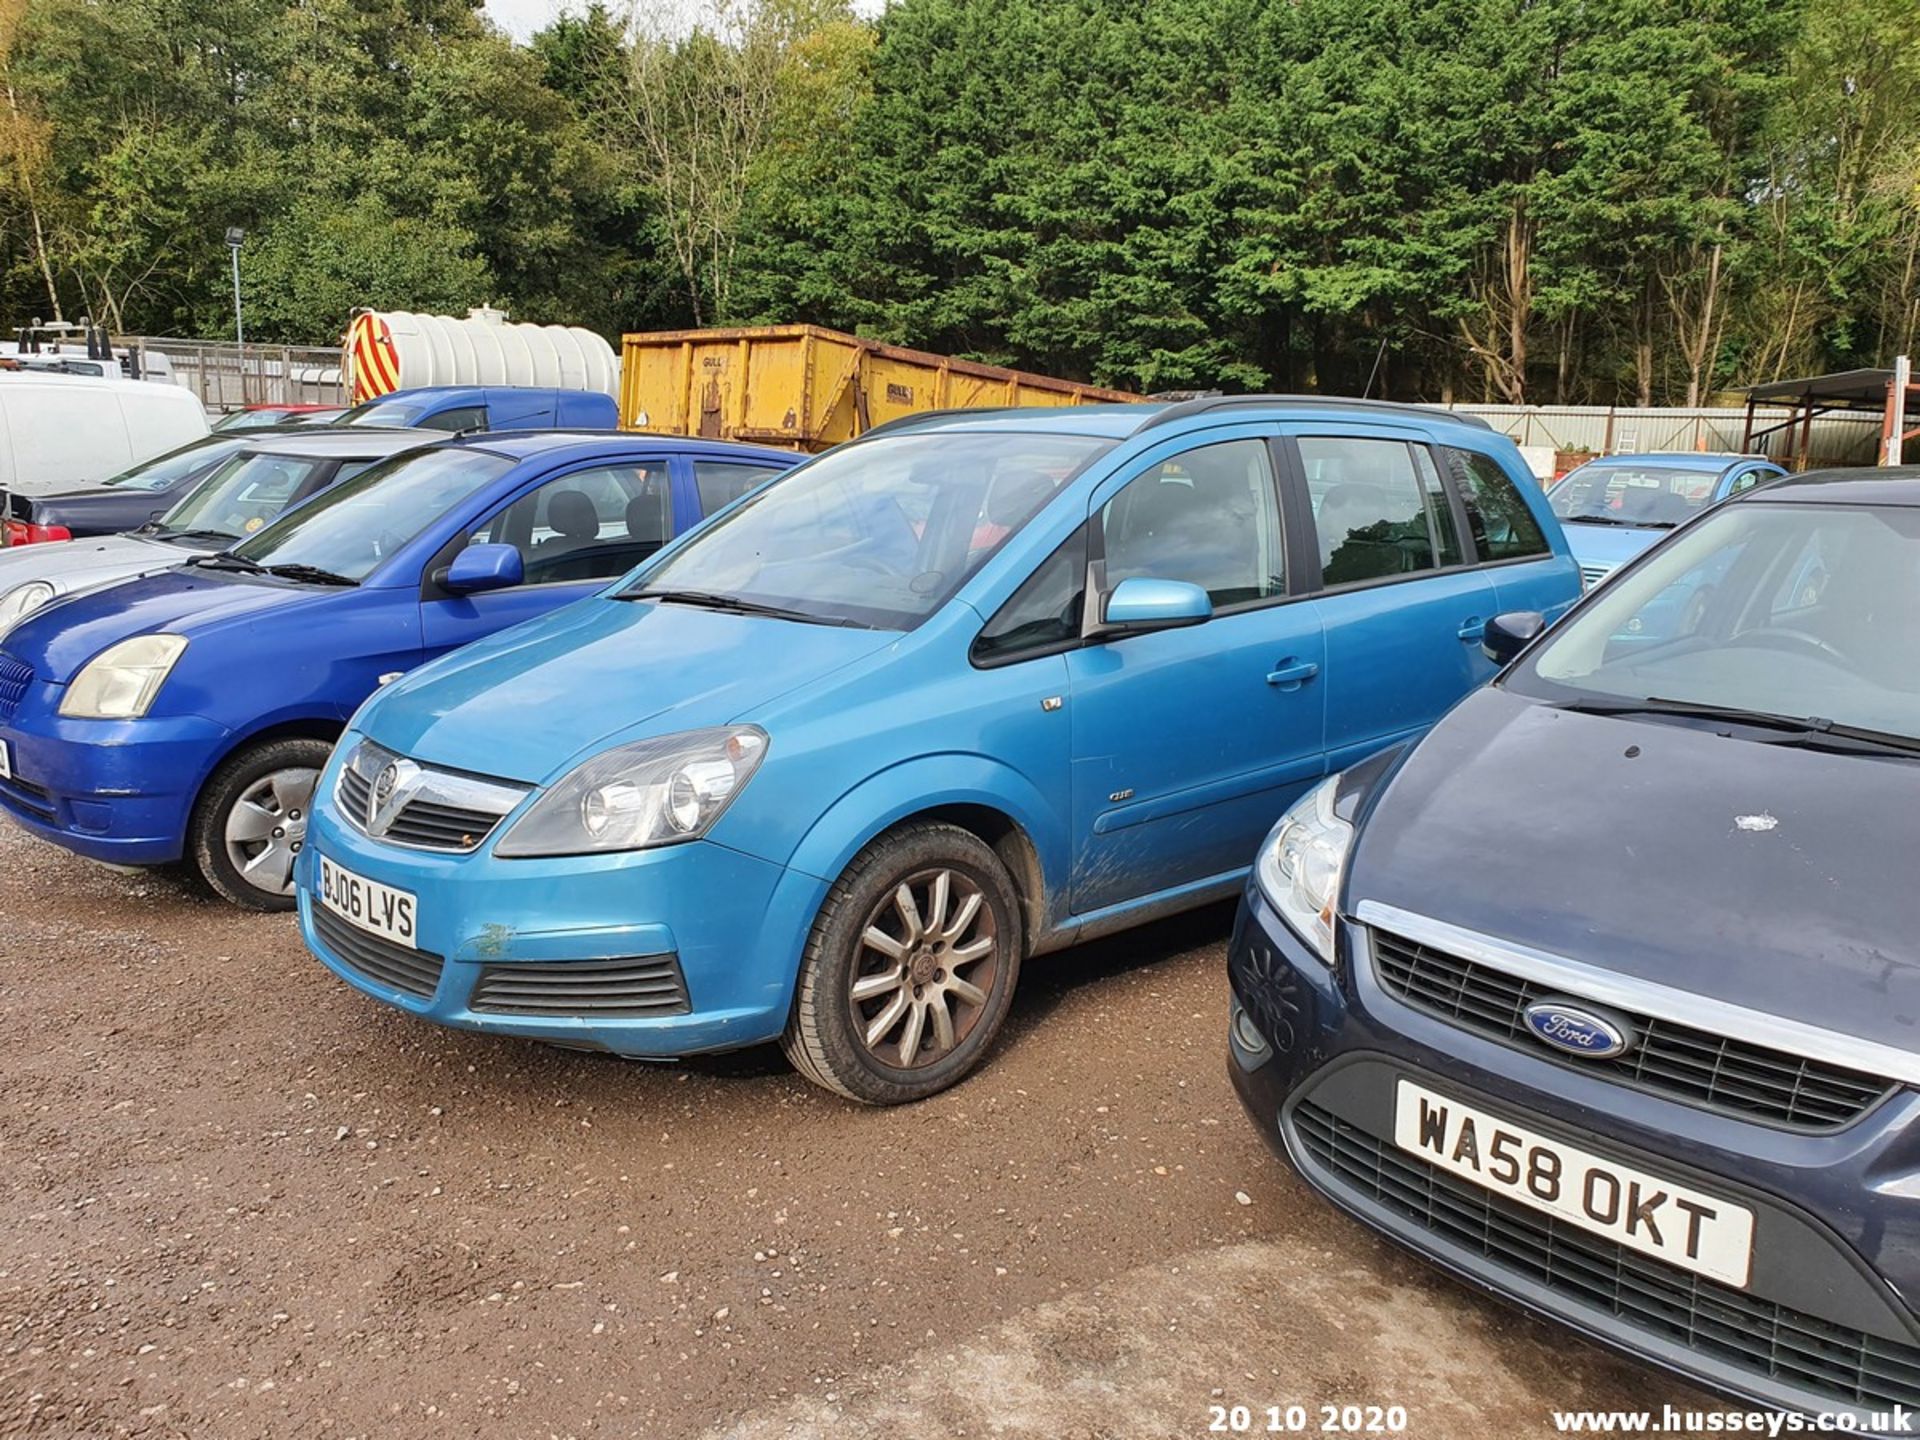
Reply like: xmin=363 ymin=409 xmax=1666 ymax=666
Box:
xmin=225 ymin=227 xmax=245 ymax=347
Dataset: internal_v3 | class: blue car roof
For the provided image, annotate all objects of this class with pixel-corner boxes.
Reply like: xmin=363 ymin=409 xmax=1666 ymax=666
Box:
xmin=855 ymin=396 xmax=1496 ymax=443
xmin=442 ymin=430 xmax=799 ymax=464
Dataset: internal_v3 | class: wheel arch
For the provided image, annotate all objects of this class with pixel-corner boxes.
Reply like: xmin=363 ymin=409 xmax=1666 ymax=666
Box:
xmin=774 ymin=756 xmax=1072 ymax=960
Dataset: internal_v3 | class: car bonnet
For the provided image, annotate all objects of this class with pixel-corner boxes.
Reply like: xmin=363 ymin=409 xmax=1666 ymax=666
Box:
xmin=357 ymin=595 xmax=897 ymax=785
xmin=1345 ymin=685 xmax=1920 ymax=1057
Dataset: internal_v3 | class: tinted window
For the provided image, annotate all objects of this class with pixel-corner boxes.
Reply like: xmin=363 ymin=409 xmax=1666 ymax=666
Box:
xmin=421 ymin=405 xmax=487 ymax=434
xmin=1728 ymin=466 xmax=1777 ymax=496
xmin=628 ymin=431 xmax=1112 ymax=631
xmin=1411 ymin=445 xmax=1464 ymax=567
xmin=973 ymin=524 xmax=1088 ymax=665
xmin=695 ymin=460 xmax=782 ymax=516
xmin=470 ymin=463 xmax=672 ymax=585
xmin=1300 ymin=436 xmax=1447 ymax=585
xmin=1100 ymin=439 xmax=1284 ymax=607
xmin=1450 ymin=448 xmax=1550 ymax=560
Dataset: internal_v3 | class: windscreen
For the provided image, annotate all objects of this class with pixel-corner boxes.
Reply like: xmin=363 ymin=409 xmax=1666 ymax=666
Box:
xmin=1514 ymin=501 xmax=1920 ymax=742
xmin=99 ymin=435 xmax=247 ymax=492
xmin=626 ymin=431 xmax=1114 ymax=630
xmin=158 ymin=451 xmax=337 ymax=541
xmin=338 ymin=398 xmax=426 ymax=428
xmin=1549 ymin=464 xmax=1721 ymax=527
xmin=230 ymin=448 xmax=513 ymax=581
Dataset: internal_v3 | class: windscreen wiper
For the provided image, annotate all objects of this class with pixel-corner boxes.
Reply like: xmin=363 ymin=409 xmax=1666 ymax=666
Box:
xmin=623 ymin=588 xmax=869 ymax=628
xmin=162 ymin=528 xmax=242 ymax=545
xmin=188 ymin=551 xmax=264 ymax=572
xmin=1564 ymin=514 xmax=1636 ymax=527
xmin=1555 ymin=695 xmax=1920 ymax=755
xmin=264 ymin=563 xmax=358 ymax=587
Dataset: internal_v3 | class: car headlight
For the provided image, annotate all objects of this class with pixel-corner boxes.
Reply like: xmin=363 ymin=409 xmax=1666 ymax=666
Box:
xmin=1254 ymin=776 xmax=1353 ymax=964
xmin=0 ymin=580 xmax=55 ymax=636
xmin=58 ymin=634 xmax=188 ymax=719
xmin=494 ymin=726 xmax=768 ymax=858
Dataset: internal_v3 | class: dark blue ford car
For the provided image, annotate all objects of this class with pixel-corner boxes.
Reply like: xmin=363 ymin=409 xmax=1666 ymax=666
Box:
xmin=1229 ymin=469 xmax=1920 ymax=1424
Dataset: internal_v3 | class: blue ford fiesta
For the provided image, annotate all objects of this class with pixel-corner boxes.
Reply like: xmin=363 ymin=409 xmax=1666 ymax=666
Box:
xmin=297 ymin=397 xmax=1579 ymax=1103
xmin=0 ymin=433 xmax=797 ymax=908
xmin=1229 ymin=470 xmax=1920 ymax=1422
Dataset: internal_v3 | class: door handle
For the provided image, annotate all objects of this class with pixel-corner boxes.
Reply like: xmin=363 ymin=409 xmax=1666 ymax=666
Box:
xmin=1457 ymin=617 xmax=1487 ymax=643
xmin=1266 ymin=658 xmax=1320 ymax=691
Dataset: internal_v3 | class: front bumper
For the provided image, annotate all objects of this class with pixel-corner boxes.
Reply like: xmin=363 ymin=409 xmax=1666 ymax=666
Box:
xmin=297 ymin=775 xmax=822 ymax=1058
xmin=1226 ymin=884 xmax=1920 ymax=1424
xmin=0 ymin=668 xmax=227 ymax=864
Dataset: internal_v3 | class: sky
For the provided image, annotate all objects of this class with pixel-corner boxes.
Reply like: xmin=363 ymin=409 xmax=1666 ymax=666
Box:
xmin=482 ymin=0 xmax=886 ymax=43
xmin=483 ymin=0 xmax=565 ymax=41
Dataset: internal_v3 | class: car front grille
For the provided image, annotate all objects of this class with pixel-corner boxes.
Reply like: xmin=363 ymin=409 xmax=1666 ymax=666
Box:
xmin=333 ymin=740 xmax=526 ymax=853
xmin=1371 ymin=930 xmax=1894 ymax=1131
xmin=0 ymin=652 xmax=32 ymax=722
xmin=312 ymin=904 xmax=445 ymax=1000
xmin=470 ymin=956 xmax=691 ymax=1017
xmin=1294 ymin=1101 xmax=1920 ymax=1413
xmin=1579 ymin=563 xmax=1614 ymax=588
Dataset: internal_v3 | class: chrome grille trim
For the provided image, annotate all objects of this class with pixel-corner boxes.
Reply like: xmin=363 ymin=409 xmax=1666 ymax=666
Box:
xmin=1354 ymin=901 xmax=1920 ymax=1091
xmin=332 ymin=738 xmax=529 ymax=853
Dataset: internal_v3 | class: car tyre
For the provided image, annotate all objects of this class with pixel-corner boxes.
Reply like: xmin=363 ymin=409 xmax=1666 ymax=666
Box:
xmin=782 ymin=821 xmax=1024 ymax=1105
xmin=190 ymin=737 xmax=332 ymax=912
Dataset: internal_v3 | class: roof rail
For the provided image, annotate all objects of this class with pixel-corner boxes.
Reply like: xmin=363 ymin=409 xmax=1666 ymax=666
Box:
xmin=1133 ymin=394 xmax=1493 ymax=434
xmin=854 ymin=406 xmax=1023 ymax=443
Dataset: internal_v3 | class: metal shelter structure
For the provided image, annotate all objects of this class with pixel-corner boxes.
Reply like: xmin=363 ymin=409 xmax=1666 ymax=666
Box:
xmin=1741 ymin=361 xmax=1920 ymax=468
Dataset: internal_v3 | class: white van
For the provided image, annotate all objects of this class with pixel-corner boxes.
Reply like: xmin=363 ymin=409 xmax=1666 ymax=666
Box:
xmin=0 ymin=373 xmax=208 ymax=497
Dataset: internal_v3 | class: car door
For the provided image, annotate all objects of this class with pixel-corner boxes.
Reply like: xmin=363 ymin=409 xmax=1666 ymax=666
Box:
xmin=417 ymin=454 xmax=685 ymax=660
xmin=1281 ymin=428 xmax=1499 ymax=773
xmin=1063 ymin=430 xmax=1327 ymax=917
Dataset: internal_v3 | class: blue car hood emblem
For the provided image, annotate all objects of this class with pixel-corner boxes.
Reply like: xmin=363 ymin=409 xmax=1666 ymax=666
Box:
xmin=1523 ymin=999 xmax=1633 ymax=1059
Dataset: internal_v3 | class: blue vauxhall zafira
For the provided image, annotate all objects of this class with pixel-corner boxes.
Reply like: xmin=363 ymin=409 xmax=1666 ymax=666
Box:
xmin=299 ymin=397 xmax=1581 ymax=1104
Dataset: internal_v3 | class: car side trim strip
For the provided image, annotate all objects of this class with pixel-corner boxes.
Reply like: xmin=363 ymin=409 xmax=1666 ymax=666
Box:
xmin=1353 ymin=899 xmax=1920 ymax=1089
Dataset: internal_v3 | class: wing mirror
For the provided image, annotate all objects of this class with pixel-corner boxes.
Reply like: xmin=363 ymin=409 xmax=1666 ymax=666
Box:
xmin=441 ymin=542 xmax=524 ymax=596
xmin=1482 ymin=610 xmax=1546 ymax=665
xmin=1098 ymin=576 xmax=1213 ymax=636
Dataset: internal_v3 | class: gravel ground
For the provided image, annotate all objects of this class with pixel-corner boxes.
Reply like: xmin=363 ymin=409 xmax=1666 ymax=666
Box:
xmin=0 ymin=821 xmax=1706 ymax=1439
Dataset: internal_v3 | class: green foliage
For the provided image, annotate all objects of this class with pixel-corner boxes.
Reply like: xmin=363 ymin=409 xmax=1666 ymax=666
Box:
xmin=0 ymin=0 xmax=1912 ymax=403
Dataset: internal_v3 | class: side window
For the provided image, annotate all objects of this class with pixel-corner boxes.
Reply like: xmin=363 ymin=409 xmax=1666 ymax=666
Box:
xmin=1447 ymin=448 xmax=1549 ymax=561
xmin=1728 ymin=466 xmax=1778 ymax=497
xmin=423 ymin=405 xmax=488 ymax=434
xmin=1299 ymin=436 xmax=1447 ymax=585
xmin=1097 ymin=439 xmax=1284 ymax=608
xmin=973 ymin=524 xmax=1088 ymax=666
xmin=468 ymin=463 xmax=673 ymax=585
xmin=695 ymin=460 xmax=783 ymax=516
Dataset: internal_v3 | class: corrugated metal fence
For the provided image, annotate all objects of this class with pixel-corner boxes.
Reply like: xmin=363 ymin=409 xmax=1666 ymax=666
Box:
xmin=1449 ymin=403 xmax=1878 ymax=469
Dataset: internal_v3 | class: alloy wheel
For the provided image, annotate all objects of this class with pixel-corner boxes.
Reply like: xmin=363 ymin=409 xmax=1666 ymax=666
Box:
xmin=847 ymin=866 xmax=1001 ymax=1069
